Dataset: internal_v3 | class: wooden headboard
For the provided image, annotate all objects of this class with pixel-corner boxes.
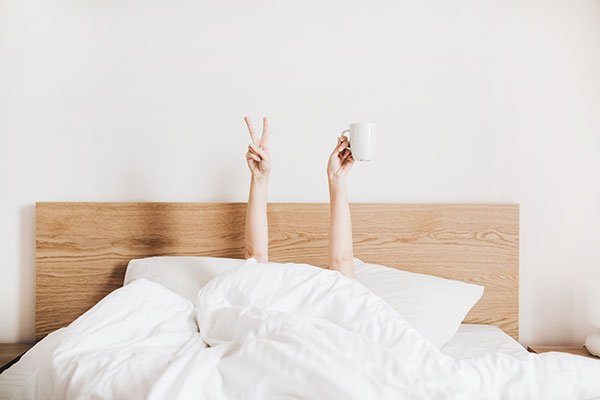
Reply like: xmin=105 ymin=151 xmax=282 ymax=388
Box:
xmin=35 ymin=202 xmax=519 ymax=341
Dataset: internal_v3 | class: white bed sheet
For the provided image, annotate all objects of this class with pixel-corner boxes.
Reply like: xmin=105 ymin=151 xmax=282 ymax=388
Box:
xmin=0 ymin=323 xmax=525 ymax=400
xmin=441 ymin=324 xmax=527 ymax=359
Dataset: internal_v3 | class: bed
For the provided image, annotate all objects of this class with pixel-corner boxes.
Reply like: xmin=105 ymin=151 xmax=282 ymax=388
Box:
xmin=2 ymin=202 xmax=598 ymax=399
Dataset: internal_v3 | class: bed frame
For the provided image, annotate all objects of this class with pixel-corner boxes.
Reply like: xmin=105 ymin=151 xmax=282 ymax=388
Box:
xmin=35 ymin=202 xmax=519 ymax=342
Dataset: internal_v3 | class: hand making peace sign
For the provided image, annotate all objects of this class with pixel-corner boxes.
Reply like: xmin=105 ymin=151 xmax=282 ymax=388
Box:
xmin=244 ymin=116 xmax=271 ymax=181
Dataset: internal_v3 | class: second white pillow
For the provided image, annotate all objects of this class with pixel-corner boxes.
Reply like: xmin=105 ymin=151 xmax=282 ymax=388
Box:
xmin=354 ymin=259 xmax=484 ymax=348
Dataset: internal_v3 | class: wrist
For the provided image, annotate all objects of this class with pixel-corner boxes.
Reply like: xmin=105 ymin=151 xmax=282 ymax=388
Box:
xmin=328 ymin=178 xmax=347 ymax=197
xmin=251 ymin=174 xmax=269 ymax=185
xmin=328 ymin=175 xmax=346 ymax=188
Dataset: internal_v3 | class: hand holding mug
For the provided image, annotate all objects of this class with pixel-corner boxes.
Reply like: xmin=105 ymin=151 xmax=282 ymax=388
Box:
xmin=327 ymin=135 xmax=354 ymax=181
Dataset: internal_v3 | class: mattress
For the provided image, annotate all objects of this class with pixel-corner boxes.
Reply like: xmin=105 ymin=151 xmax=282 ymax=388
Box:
xmin=441 ymin=323 xmax=527 ymax=359
xmin=0 ymin=323 xmax=526 ymax=399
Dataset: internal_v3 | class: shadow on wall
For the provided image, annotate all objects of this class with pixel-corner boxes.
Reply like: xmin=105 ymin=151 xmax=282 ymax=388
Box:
xmin=19 ymin=205 xmax=35 ymax=343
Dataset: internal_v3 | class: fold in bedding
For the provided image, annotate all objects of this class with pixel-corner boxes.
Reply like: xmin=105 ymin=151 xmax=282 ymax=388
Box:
xmin=3 ymin=259 xmax=600 ymax=399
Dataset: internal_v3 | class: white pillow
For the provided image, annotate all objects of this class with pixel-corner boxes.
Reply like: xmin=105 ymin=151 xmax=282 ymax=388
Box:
xmin=124 ymin=256 xmax=246 ymax=303
xmin=354 ymin=259 xmax=484 ymax=348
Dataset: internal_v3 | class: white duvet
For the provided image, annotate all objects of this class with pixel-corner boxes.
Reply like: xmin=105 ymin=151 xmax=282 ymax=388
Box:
xmin=11 ymin=259 xmax=600 ymax=399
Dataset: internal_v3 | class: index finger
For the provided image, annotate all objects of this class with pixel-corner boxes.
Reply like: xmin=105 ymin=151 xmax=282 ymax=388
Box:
xmin=244 ymin=116 xmax=258 ymax=144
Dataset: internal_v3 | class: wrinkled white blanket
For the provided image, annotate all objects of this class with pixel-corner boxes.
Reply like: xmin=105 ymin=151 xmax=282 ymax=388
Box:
xmin=13 ymin=260 xmax=600 ymax=399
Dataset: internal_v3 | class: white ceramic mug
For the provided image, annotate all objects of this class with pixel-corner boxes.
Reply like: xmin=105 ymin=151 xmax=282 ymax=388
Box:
xmin=340 ymin=122 xmax=377 ymax=161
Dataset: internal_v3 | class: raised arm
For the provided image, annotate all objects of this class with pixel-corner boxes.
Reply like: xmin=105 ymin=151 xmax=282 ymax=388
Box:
xmin=326 ymin=135 xmax=355 ymax=278
xmin=244 ymin=116 xmax=270 ymax=262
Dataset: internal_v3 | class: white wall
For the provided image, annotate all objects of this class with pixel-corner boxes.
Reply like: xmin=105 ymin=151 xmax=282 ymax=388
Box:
xmin=1 ymin=0 xmax=599 ymax=345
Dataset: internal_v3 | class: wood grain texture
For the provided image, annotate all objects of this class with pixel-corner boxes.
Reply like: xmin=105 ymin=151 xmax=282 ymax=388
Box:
xmin=36 ymin=202 xmax=519 ymax=341
xmin=0 ymin=344 xmax=33 ymax=368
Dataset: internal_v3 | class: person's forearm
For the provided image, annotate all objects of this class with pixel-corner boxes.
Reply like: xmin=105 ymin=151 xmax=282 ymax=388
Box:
xmin=245 ymin=175 xmax=269 ymax=262
xmin=328 ymin=178 xmax=354 ymax=278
